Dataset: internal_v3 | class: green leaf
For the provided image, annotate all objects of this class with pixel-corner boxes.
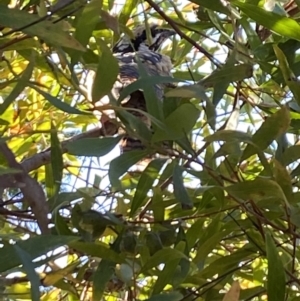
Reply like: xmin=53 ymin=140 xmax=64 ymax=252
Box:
xmin=117 ymin=108 xmax=153 ymax=141
xmin=241 ymin=106 xmax=290 ymax=161
xmin=146 ymin=232 xmax=163 ymax=255
xmin=31 ymin=85 xmax=91 ymax=115
xmin=198 ymin=247 xmax=254 ymax=279
xmin=0 ymin=5 xmax=85 ymax=51
xmin=165 ymin=83 xmax=208 ymax=99
xmin=233 ymin=1 xmax=300 ymax=41
xmin=109 ymin=150 xmax=150 ymax=188
xmin=135 ymin=59 xmax=165 ymax=122
xmin=14 ymin=245 xmax=40 ymax=301
xmin=171 ymin=258 xmax=190 ymax=288
xmin=282 ymin=145 xmax=300 ymax=165
xmin=92 ymin=39 xmax=119 ymax=102
xmin=240 ymin=17 xmax=261 ymax=49
xmin=200 ymin=64 xmax=253 ymax=87
xmin=273 ymin=160 xmax=293 ymax=201
xmin=226 ymin=177 xmax=288 ymax=205
xmin=266 ymin=233 xmax=286 ymax=301
xmin=49 ymin=191 xmax=83 ymax=211
xmin=0 ymin=60 xmax=33 ymax=115
xmin=152 ymin=103 xmax=199 ymax=142
xmin=71 ymin=0 xmax=103 ymax=63
xmin=194 ymin=228 xmax=232 ymax=264
xmin=0 ymin=236 xmax=78 ymax=272
xmin=66 ymin=137 xmax=122 ymax=157
xmin=50 ymin=123 xmax=63 ymax=197
xmin=69 ymin=241 xmax=124 ymax=263
xmin=118 ymin=0 xmax=139 ymax=26
xmin=205 ymin=130 xmax=252 ymax=143
xmin=146 ymin=292 xmax=183 ymax=301
xmin=118 ymin=76 xmax=182 ymax=103
xmin=173 ymin=164 xmax=193 ymax=209
xmin=130 ymin=159 xmax=166 ymax=217
xmin=152 ymin=258 xmax=181 ymax=294
xmin=45 ymin=163 xmax=55 ymax=200
xmin=93 ymin=260 xmax=115 ymax=301
xmin=43 ymin=262 xmax=79 ymax=287
xmin=190 ymin=0 xmax=229 ymax=15
xmin=79 ymin=210 xmax=123 ymax=238
xmin=186 ymin=218 xmax=205 ymax=250
xmin=273 ymin=45 xmax=300 ymax=106
xmin=141 ymin=248 xmax=188 ymax=273
xmin=54 ymin=211 xmax=73 ymax=235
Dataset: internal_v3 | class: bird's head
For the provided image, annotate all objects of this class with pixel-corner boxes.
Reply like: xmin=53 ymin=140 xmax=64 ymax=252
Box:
xmin=113 ymin=23 xmax=176 ymax=53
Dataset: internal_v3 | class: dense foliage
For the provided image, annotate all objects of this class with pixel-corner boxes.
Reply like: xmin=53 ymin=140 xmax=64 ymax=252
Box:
xmin=1 ymin=0 xmax=300 ymax=300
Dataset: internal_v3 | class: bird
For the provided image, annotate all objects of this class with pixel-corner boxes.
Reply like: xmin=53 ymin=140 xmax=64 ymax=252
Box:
xmin=113 ymin=23 xmax=175 ymax=53
xmin=93 ymin=23 xmax=176 ymax=154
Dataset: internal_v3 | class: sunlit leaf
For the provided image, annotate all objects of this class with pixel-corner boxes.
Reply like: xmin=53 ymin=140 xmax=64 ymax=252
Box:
xmin=50 ymin=123 xmax=63 ymax=197
xmin=0 ymin=60 xmax=33 ymax=115
xmin=118 ymin=0 xmax=139 ymax=26
xmin=0 ymin=5 xmax=85 ymax=50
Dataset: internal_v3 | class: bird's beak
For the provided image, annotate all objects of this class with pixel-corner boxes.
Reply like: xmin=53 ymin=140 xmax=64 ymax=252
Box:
xmin=148 ymin=27 xmax=177 ymax=51
xmin=162 ymin=28 xmax=176 ymax=38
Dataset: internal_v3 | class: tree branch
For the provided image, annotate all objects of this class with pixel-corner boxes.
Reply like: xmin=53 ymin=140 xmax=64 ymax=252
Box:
xmin=0 ymin=143 xmax=50 ymax=234
xmin=21 ymin=127 xmax=103 ymax=173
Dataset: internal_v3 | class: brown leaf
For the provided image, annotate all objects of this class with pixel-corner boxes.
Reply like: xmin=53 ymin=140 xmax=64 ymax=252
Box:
xmin=222 ymin=281 xmax=240 ymax=301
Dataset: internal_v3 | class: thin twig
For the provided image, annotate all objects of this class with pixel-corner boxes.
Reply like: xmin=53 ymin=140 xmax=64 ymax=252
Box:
xmin=144 ymin=0 xmax=221 ymax=67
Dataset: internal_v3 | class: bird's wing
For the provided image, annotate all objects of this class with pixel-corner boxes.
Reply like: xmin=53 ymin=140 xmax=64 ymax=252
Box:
xmin=112 ymin=49 xmax=173 ymax=101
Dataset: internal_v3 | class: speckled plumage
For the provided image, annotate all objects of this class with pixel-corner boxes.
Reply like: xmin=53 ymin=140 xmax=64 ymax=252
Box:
xmin=113 ymin=24 xmax=175 ymax=53
xmin=112 ymin=48 xmax=174 ymax=101
xmin=97 ymin=24 xmax=175 ymax=154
